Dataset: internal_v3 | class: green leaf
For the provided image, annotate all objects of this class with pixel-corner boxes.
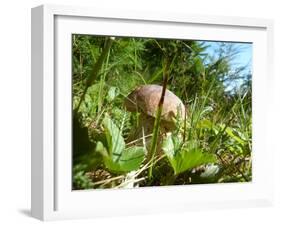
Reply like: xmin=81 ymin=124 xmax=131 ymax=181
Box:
xmin=162 ymin=134 xmax=217 ymax=175
xmin=95 ymin=141 xmax=108 ymax=157
xmin=225 ymin=127 xmax=245 ymax=145
xmin=106 ymin=86 xmax=119 ymax=103
xmin=104 ymin=146 xmax=145 ymax=172
xmin=102 ymin=114 xmax=125 ymax=159
xmin=100 ymin=115 xmax=145 ymax=173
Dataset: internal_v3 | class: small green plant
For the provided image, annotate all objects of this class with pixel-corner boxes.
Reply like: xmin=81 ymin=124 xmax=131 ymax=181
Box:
xmin=72 ymin=35 xmax=252 ymax=189
xmin=162 ymin=134 xmax=217 ymax=175
xmin=96 ymin=114 xmax=146 ymax=173
xmin=73 ymin=164 xmax=94 ymax=190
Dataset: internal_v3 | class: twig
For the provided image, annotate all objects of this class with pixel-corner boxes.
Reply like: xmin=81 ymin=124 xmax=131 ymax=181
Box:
xmin=115 ymin=177 xmax=147 ymax=189
xmin=126 ymin=134 xmax=153 ymax=146
xmin=91 ymin=175 xmax=124 ymax=186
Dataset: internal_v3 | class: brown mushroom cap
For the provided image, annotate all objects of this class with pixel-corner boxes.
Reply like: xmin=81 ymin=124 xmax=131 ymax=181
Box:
xmin=124 ymin=85 xmax=185 ymax=123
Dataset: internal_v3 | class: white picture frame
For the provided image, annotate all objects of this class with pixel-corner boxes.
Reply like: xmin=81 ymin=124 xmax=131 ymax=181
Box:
xmin=31 ymin=4 xmax=274 ymax=221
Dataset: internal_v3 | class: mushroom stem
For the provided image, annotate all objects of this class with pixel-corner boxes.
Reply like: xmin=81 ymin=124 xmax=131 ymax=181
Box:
xmin=148 ymin=57 xmax=171 ymax=179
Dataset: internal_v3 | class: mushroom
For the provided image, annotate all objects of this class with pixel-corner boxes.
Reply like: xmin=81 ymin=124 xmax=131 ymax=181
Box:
xmin=124 ymin=84 xmax=186 ymax=143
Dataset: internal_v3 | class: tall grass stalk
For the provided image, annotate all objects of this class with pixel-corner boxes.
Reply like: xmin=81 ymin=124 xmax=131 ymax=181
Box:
xmin=148 ymin=57 xmax=170 ymax=179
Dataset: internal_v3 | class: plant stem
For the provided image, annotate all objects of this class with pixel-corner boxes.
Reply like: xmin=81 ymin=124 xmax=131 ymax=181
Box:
xmin=148 ymin=57 xmax=170 ymax=179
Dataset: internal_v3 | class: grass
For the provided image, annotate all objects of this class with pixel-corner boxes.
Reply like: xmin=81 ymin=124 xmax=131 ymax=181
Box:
xmin=72 ymin=35 xmax=252 ymax=189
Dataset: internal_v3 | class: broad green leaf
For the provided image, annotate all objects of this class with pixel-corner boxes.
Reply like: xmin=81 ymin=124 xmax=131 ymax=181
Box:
xmin=95 ymin=141 xmax=108 ymax=157
xmin=172 ymin=149 xmax=216 ymax=175
xmin=106 ymin=86 xmax=119 ymax=103
xmin=162 ymin=134 xmax=217 ymax=175
xmin=102 ymin=114 xmax=125 ymax=160
xmin=104 ymin=146 xmax=145 ymax=173
xmin=119 ymin=146 xmax=145 ymax=171
xmin=100 ymin=115 xmax=145 ymax=173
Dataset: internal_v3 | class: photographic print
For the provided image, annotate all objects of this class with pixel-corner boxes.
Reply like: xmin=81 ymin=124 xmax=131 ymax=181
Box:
xmin=72 ymin=35 xmax=252 ymax=190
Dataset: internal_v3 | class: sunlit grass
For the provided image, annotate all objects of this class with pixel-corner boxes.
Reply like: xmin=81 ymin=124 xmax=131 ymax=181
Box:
xmin=72 ymin=35 xmax=252 ymax=190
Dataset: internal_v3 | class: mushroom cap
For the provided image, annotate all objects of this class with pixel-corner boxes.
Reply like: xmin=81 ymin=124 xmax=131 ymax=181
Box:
xmin=124 ymin=84 xmax=185 ymax=122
